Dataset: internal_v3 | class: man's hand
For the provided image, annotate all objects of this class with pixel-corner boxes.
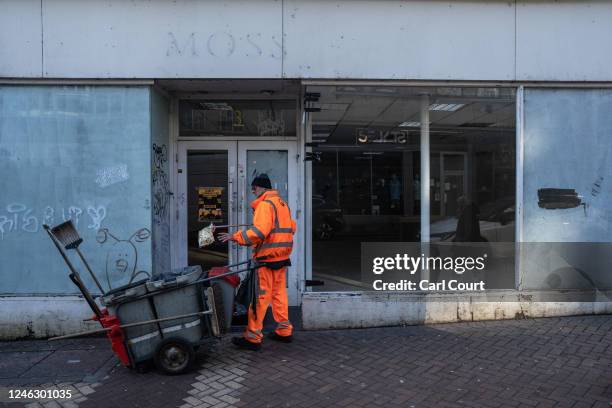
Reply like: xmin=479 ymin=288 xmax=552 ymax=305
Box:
xmin=217 ymin=232 xmax=235 ymax=243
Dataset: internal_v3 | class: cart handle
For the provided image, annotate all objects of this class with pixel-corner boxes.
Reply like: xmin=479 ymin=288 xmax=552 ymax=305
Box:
xmin=223 ymin=259 xmax=252 ymax=268
xmin=48 ymin=310 xmax=212 ymax=341
xmin=103 ymin=263 xmax=262 ymax=304
xmin=198 ymin=263 xmax=262 ymax=285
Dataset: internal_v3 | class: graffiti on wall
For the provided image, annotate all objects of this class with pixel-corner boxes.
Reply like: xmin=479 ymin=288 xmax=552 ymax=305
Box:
xmin=257 ymin=110 xmax=285 ymax=136
xmin=96 ymin=227 xmax=151 ymax=289
xmin=0 ymin=203 xmax=107 ymax=240
xmin=152 ymin=143 xmax=170 ymax=225
xmin=95 ymin=164 xmax=130 ymax=188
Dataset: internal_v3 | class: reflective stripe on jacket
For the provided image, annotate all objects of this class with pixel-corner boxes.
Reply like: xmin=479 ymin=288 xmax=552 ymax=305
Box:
xmin=233 ymin=190 xmax=296 ymax=262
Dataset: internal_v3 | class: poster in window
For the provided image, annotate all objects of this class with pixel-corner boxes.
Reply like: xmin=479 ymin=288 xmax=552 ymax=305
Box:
xmin=197 ymin=187 xmax=224 ymax=222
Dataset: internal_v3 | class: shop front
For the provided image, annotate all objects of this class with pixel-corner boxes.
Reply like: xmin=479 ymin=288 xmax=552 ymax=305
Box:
xmin=2 ymin=0 xmax=612 ymax=338
xmin=2 ymin=81 xmax=612 ymax=337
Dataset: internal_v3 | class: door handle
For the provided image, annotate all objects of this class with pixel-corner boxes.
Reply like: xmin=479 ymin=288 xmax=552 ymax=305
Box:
xmin=229 ymin=178 xmax=236 ymax=212
xmin=239 ymin=174 xmax=245 ymax=215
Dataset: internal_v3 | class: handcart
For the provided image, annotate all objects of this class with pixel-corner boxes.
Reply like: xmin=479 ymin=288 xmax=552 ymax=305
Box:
xmin=43 ymin=221 xmax=258 ymax=375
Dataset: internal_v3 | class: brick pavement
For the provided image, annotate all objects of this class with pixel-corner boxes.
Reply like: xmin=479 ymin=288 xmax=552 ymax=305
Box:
xmin=1 ymin=315 xmax=611 ymax=408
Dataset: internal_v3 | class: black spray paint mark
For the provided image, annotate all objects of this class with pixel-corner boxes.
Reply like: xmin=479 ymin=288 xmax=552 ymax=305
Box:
xmin=537 ymin=188 xmax=582 ymax=210
xmin=152 ymin=143 xmax=169 ymax=225
xmin=97 ymin=227 xmax=151 ymax=289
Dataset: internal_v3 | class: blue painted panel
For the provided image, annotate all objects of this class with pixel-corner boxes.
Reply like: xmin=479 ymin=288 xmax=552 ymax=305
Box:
xmin=524 ymin=89 xmax=612 ymax=243
xmin=0 ymin=86 xmax=152 ymax=294
xmin=522 ymin=88 xmax=612 ymax=291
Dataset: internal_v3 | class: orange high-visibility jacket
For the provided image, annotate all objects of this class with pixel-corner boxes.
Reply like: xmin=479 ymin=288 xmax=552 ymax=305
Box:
xmin=232 ymin=190 xmax=296 ymax=262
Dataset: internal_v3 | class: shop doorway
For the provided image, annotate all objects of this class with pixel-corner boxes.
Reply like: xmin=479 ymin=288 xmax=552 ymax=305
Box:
xmin=176 ymin=140 xmax=299 ymax=305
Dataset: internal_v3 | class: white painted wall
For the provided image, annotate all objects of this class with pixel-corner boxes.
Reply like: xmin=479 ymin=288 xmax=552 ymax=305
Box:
xmin=0 ymin=0 xmax=42 ymax=77
xmin=0 ymin=297 xmax=100 ymax=340
xmin=516 ymin=1 xmax=612 ymax=81
xmin=3 ymin=292 xmax=610 ymax=339
xmin=301 ymin=292 xmax=612 ymax=330
xmin=283 ymin=1 xmax=516 ymax=80
xmin=41 ymin=0 xmax=283 ymax=78
xmin=2 ymin=1 xmax=612 ymax=81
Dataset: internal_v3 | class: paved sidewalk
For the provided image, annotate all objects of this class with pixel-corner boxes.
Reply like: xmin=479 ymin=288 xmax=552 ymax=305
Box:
xmin=1 ymin=315 xmax=611 ymax=407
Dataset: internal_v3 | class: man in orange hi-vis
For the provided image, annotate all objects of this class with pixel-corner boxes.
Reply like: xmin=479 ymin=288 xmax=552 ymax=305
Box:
xmin=218 ymin=173 xmax=296 ymax=351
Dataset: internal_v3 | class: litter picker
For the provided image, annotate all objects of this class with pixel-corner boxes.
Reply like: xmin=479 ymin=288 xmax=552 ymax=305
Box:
xmin=198 ymin=223 xmax=250 ymax=248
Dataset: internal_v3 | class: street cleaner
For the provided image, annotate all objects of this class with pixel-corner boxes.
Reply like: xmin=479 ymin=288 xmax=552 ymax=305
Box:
xmin=218 ymin=174 xmax=296 ymax=351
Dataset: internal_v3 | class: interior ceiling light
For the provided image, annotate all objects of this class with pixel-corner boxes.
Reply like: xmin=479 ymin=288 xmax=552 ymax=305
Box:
xmin=336 ymin=86 xmax=358 ymax=92
xmin=399 ymin=121 xmax=421 ymax=127
xmin=429 ymin=103 xmax=465 ymax=112
xmin=374 ymin=88 xmax=397 ymax=94
xmin=316 ymin=103 xmax=350 ymax=111
xmin=200 ymin=102 xmax=233 ymax=111
xmin=459 ymin=122 xmax=494 ymax=128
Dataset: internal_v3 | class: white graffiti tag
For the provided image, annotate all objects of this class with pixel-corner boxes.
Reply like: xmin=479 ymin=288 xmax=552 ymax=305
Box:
xmin=95 ymin=164 xmax=130 ymax=188
xmin=69 ymin=206 xmax=83 ymax=227
xmin=0 ymin=216 xmax=13 ymax=240
xmin=0 ymin=204 xmax=108 ymax=240
xmin=43 ymin=206 xmax=54 ymax=226
xmin=22 ymin=209 xmax=38 ymax=233
xmin=87 ymin=206 xmax=107 ymax=230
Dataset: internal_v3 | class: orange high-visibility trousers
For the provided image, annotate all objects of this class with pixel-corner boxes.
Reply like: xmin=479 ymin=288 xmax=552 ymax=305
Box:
xmin=243 ymin=265 xmax=293 ymax=343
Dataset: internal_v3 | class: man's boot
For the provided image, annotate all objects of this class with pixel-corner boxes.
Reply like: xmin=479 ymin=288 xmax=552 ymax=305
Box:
xmin=232 ymin=336 xmax=261 ymax=351
xmin=268 ymin=332 xmax=293 ymax=343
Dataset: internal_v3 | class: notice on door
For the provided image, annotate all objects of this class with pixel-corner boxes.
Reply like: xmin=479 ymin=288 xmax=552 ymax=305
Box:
xmin=197 ymin=187 xmax=224 ymax=222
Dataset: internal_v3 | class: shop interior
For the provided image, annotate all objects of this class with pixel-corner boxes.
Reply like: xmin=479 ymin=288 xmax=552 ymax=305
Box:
xmin=308 ymin=85 xmax=517 ymax=290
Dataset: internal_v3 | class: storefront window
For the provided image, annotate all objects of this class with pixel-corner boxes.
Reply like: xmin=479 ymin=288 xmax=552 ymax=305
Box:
xmin=309 ymin=86 xmax=516 ymax=290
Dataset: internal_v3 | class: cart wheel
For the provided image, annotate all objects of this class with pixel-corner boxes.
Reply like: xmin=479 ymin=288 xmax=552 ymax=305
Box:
xmin=154 ymin=337 xmax=195 ymax=375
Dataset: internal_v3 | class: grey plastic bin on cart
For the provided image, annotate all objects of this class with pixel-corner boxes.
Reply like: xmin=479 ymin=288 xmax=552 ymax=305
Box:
xmin=146 ymin=268 xmax=205 ymax=345
xmin=100 ymin=266 xmax=208 ymax=365
xmin=211 ymin=278 xmax=235 ymax=331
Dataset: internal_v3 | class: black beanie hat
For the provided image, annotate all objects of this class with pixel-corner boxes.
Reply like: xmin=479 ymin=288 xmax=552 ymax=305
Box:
xmin=251 ymin=173 xmax=272 ymax=189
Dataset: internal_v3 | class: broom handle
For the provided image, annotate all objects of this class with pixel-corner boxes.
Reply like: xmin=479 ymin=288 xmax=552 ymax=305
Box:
xmin=213 ymin=224 xmax=251 ymax=228
xmin=75 ymin=247 xmax=105 ymax=294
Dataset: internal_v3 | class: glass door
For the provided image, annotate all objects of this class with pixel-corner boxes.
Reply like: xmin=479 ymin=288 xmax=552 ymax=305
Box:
xmin=177 ymin=141 xmax=238 ymax=271
xmin=237 ymin=141 xmax=299 ymax=305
